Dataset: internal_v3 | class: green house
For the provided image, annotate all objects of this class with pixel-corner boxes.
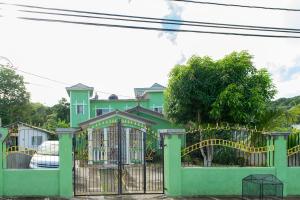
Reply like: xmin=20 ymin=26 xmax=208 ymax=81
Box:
xmin=66 ymin=83 xmax=179 ymax=164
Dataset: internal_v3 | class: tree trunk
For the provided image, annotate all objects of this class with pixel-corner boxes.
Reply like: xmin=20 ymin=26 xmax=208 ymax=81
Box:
xmin=206 ymin=146 xmax=214 ymax=167
xmin=199 ymin=132 xmax=214 ymax=167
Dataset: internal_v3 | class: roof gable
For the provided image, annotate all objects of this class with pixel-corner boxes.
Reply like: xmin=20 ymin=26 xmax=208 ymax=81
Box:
xmin=79 ymin=110 xmax=156 ymax=129
xmin=66 ymin=83 xmax=94 ymax=96
xmin=4 ymin=122 xmax=55 ymax=135
xmin=126 ymin=106 xmax=164 ymax=118
xmin=134 ymin=83 xmax=165 ymax=98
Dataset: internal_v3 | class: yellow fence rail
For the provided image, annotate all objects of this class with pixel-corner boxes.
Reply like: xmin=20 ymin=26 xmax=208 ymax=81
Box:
xmin=6 ymin=146 xmax=36 ymax=157
xmin=181 ymin=139 xmax=274 ymax=157
xmin=288 ymin=145 xmax=300 ymax=156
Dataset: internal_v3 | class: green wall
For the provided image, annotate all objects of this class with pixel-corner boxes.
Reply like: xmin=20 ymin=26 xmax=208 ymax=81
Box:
xmin=70 ymin=90 xmax=90 ymax=127
xmin=0 ymin=128 xmax=74 ymax=198
xmin=90 ymin=99 xmax=149 ymax=118
xmin=287 ymin=167 xmax=300 ymax=196
xmin=3 ymin=169 xmax=60 ymax=197
xmin=164 ymin=132 xmax=300 ymax=197
xmin=147 ymin=92 xmax=164 ymax=111
xmin=181 ymin=167 xmax=276 ymax=196
xmin=68 ymin=85 xmax=165 ymax=128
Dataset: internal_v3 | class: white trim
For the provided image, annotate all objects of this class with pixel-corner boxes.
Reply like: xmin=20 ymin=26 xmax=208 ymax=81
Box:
xmin=86 ymin=113 xmax=147 ymax=127
xmin=70 ymin=91 xmax=72 ymax=127
xmin=126 ymin=128 xmax=130 ymax=164
xmin=88 ymin=128 xmax=93 ymax=164
xmin=87 ymin=91 xmax=90 ymax=119
xmin=83 ymin=100 xmax=85 ymax=115
xmin=104 ymin=128 xmax=108 ymax=164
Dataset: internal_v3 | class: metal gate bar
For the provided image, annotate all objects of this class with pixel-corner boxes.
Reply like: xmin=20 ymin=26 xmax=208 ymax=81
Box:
xmin=73 ymin=121 xmax=164 ymax=196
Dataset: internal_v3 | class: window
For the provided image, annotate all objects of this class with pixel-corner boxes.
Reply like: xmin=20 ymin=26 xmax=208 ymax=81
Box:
xmin=32 ymin=136 xmax=43 ymax=146
xmin=153 ymin=106 xmax=163 ymax=114
xmin=96 ymin=108 xmax=110 ymax=116
xmin=77 ymin=105 xmax=84 ymax=114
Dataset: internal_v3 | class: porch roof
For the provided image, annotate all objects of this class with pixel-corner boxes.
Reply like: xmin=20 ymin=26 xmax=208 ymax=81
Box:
xmin=79 ymin=110 xmax=156 ymax=129
xmin=126 ymin=105 xmax=164 ymax=118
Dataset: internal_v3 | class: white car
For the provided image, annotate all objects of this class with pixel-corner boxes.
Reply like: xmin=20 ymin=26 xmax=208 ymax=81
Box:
xmin=29 ymin=141 xmax=59 ymax=169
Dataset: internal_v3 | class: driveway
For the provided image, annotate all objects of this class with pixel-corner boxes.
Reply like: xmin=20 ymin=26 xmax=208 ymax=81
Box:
xmin=1 ymin=195 xmax=300 ymax=200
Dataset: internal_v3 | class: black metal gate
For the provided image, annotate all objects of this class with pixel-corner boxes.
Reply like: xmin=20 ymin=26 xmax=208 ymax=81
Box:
xmin=73 ymin=120 xmax=164 ymax=195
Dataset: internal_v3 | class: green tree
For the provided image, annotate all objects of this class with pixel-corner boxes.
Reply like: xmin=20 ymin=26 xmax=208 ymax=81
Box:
xmin=0 ymin=67 xmax=30 ymax=125
xmin=165 ymin=51 xmax=276 ymax=166
xmin=28 ymin=102 xmax=51 ymax=126
xmin=43 ymin=113 xmax=69 ymax=132
xmin=165 ymin=51 xmax=276 ymax=125
xmin=50 ymin=98 xmax=70 ymax=122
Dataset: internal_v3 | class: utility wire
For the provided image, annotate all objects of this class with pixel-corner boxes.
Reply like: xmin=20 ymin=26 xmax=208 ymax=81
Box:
xmin=18 ymin=9 xmax=300 ymax=34
xmin=171 ymin=0 xmax=300 ymax=12
xmin=0 ymin=64 xmax=68 ymax=85
xmin=3 ymin=2 xmax=300 ymax=32
xmin=18 ymin=17 xmax=300 ymax=38
xmin=1 ymin=63 xmax=135 ymax=98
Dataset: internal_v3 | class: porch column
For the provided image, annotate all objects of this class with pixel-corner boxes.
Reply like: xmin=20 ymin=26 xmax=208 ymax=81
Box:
xmin=126 ymin=128 xmax=130 ymax=164
xmin=161 ymin=129 xmax=185 ymax=197
xmin=87 ymin=128 xmax=93 ymax=165
xmin=103 ymin=128 xmax=108 ymax=164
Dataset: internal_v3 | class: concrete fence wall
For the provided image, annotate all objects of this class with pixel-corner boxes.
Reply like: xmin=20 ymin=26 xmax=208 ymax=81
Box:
xmin=163 ymin=130 xmax=300 ymax=197
xmin=0 ymin=127 xmax=74 ymax=198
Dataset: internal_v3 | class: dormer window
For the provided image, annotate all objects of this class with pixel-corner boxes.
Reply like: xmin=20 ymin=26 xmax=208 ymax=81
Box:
xmin=77 ymin=105 xmax=84 ymax=114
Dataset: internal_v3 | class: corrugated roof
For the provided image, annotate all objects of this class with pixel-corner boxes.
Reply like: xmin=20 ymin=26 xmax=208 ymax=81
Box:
xmin=4 ymin=122 xmax=56 ymax=135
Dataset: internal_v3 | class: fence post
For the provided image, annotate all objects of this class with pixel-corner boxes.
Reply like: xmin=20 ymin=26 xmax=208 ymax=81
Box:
xmin=271 ymin=132 xmax=290 ymax=197
xmin=56 ymin=128 xmax=77 ymax=199
xmin=267 ymin=135 xmax=274 ymax=167
xmin=161 ymin=129 xmax=185 ymax=197
xmin=0 ymin=127 xmax=8 ymax=197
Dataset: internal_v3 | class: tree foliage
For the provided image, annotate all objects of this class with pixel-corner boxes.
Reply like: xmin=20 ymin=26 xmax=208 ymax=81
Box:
xmin=0 ymin=67 xmax=30 ymax=125
xmin=165 ymin=51 xmax=276 ymax=126
xmin=0 ymin=67 xmax=70 ymax=130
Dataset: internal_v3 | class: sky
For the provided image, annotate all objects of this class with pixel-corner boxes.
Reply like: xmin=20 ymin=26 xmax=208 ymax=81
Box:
xmin=1 ymin=0 xmax=300 ymax=106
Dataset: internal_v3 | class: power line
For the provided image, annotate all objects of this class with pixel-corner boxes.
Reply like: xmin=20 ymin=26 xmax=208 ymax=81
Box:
xmin=18 ymin=16 xmax=300 ymax=38
xmin=4 ymin=2 xmax=300 ymax=32
xmin=0 ymin=63 xmax=68 ymax=85
xmin=1 ymin=62 xmax=135 ymax=98
xmin=171 ymin=0 xmax=300 ymax=12
xmin=17 ymin=9 xmax=300 ymax=34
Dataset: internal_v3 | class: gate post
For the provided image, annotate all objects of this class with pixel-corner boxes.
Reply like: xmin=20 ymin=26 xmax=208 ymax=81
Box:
xmin=56 ymin=128 xmax=77 ymax=198
xmin=271 ymin=132 xmax=290 ymax=197
xmin=161 ymin=129 xmax=185 ymax=197
xmin=0 ymin=127 xmax=8 ymax=197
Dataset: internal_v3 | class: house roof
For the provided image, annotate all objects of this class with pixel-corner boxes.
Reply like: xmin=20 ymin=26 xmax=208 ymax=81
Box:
xmin=79 ymin=109 xmax=156 ymax=129
xmin=4 ymin=122 xmax=56 ymax=135
xmin=66 ymin=83 xmax=94 ymax=97
xmin=134 ymin=83 xmax=165 ymax=98
xmin=126 ymin=105 xmax=164 ymax=118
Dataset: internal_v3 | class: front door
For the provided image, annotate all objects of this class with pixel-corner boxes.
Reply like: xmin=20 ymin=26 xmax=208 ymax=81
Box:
xmin=73 ymin=120 xmax=164 ymax=195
